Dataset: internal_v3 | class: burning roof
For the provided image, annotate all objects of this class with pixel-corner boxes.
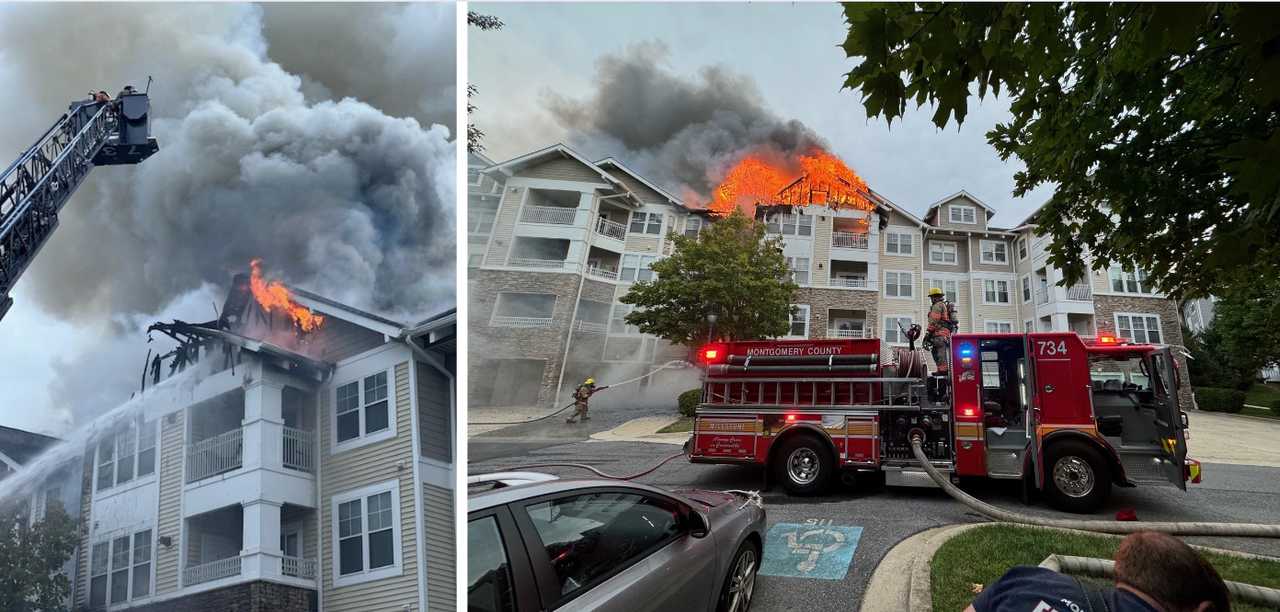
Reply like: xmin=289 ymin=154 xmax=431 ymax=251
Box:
xmin=709 ymin=148 xmax=876 ymax=217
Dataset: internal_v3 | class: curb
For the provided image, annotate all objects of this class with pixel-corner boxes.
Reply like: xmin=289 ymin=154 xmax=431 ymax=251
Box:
xmin=588 ymin=416 xmax=690 ymax=445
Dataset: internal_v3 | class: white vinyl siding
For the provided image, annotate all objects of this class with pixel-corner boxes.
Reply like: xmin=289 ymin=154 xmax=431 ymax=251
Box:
xmin=1115 ymin=313 xmax=1163 ymax=344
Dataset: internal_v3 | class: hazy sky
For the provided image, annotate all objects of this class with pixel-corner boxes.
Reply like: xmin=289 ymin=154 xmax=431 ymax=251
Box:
xmin=470 ymin=2 xmax=1054 ymax=224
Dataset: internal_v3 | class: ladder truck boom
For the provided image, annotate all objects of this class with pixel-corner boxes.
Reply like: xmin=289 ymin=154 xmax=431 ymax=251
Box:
xmin=0 ymin=88 xmax=159 ymax=321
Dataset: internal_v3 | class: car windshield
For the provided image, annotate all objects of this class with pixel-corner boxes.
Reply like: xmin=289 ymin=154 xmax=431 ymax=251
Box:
xmin=1089 ymin=358 xmax=1151 ymax=392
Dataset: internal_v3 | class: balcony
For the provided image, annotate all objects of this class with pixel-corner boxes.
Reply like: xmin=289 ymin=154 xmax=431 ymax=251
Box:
xmin=830 ymin=277 xmax=872 ymax=289
xmin=491 ymin=315 xmax=555 ymax=329
xmin=184 ymin=555 xmax=242 ymax=586
xmin=574 ymin=320 xmax=608 ymax=334
xmin=282 ymin=556 xmax=318 ymax=580
xmin=585 ymin=264 xmax=619 ymax=281
xmin=520 ymin=205 xmax=577 ymax=225
xmin=830 ymin=326 xmax=874 ymax=339
xmin=507 ymin=257 xmax=567 ymax=270
xmin=282 ymin=427 xmax=315 ymax=473
xmin=595 ymin=217 xmax=627 ymax=241
xmin=832 ymin=232 xmax=869 ymax=249
xmin=187 ymin=428 xmax=244 ymax=483
xmin=1066 ymin=283 xmax=1092 ymax=301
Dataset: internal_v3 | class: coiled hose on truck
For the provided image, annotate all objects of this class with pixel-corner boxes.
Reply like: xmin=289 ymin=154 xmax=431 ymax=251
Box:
xmin=908 ymin=438 xmax=1280 ymax=538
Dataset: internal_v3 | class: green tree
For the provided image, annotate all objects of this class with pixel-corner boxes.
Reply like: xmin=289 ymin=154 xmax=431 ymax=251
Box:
xmin=840 ymin=3 xmax=1280 ymax=298
xmin=467 ymin=12 xmax=505 ymax=154
xmin=0 ymin=502 xmax=78 ymax=612
xmin=621 ymin=208 xmax=797 ymax=346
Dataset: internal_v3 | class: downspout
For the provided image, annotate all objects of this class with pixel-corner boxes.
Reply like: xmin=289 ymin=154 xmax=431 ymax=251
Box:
xmin=554 ymin=263 xmax=588 ymax=408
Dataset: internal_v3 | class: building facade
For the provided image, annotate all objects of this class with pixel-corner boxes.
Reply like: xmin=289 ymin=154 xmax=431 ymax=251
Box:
xmin=68 ymin=280 xmax=456 ymax=612
xmin=468 ymin=144 xmax=1190 ymax=407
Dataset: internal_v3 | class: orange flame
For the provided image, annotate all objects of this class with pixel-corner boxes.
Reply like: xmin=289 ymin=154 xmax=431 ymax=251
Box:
xmin=708 ymin=148 xmax=875 ymax=217
xmin=248 ymin=259 xmax=324 ymax=333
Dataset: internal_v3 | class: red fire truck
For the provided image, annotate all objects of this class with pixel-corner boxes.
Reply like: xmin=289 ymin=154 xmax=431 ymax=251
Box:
xmin=688 ymin=332 xmax=1202 ymax=513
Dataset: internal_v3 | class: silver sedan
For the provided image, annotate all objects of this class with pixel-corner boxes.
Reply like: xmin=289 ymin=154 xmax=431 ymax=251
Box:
xmin=468 ymin=472 xmax=766 ymax=612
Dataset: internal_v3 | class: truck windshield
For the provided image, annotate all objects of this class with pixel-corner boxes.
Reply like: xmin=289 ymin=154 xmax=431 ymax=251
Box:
xmin=1088 ymin=359 xmax=1151 ymax=392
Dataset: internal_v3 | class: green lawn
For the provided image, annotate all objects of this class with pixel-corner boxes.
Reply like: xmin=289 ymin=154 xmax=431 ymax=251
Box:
xmin=931 ymin=524 xmax=1280 ymax=612
xmin=1245 ymin=382 xmax=1280 ymax=406
xmin=657 ymin=416 xmax=693 ymax=433
xmin=1240 ymin=406 xmax=1280 ymax=420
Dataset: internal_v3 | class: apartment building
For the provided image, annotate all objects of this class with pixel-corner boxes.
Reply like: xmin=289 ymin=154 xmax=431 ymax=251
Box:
xmin=469 ymin=143 xmax=1190 ymax=407
xmin=71 ymin=277 xmax=456 ymax=612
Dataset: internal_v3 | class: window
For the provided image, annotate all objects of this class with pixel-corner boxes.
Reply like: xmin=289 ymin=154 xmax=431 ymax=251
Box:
xmin=521 ymin=492 xmax=680 ymax=602
xmin=985 ymin=321 xmax=1013 ymax=333
xmin=1017 ymin=237 xmax=1028 ymax=260
xmin=929 ymin=241 xmax=958 ymax=264
xmin=788 ymin=305 xmax=810 ymax=338
xmin=620 ymin=254 xmax=658 ymax=282
xmin=924 ymin=278 xmax=958 ymax=302
xmin=90 ymin=542 xmax=108 ymax=606
xmin=884 ymin=316 xmax=914 ymax=344
xmin=983 ymin=279 xmax=1011 ymax=304
xmin=1025 ymin=320 xmax=1034 ymax=333
xmin=980 ymin=240 xmax=1008 ymax=264
xmin=949 ymin=205 xmax=977 ymax=224
xmin=610 ymin=304 xmax=639 ymax=335
xmin=110 ymin=535 xmax=130 ymax=603
xmin=1021 ymin=275 xmax=1032 ymax=303
xmin=629 ymin=212 xmax=662 ymax=235
xmin=95 ymin=419 xmax=156 ymax=492
xmin=786 ymin=257 xmax=810 ymax=285
xmin=333 ymin=481 xmax=402 ymax=586
xmin=885 ymin=231 xmax=913 ymax=255
xmin=884 ymin=271 xmax=914 ymax=299
xmin=766 ymin=213 xmax=812 ymax=236
xmin=334 ymin=370 xmax=393 ymax=447
xmin=1108 ymin=266 xmax=1154 ymax=294
xmin=132 ymin=530 xmax=152 ymax=598
xmin=468 ymin=516 xmax=515 ymax=612
xmin=684 ymin=216 xmax=703 ymax=237
xmin=469 ymin=207 xmax=497 ymax=234
xmin=1116 ymin=314 xmax=1163 ymax=344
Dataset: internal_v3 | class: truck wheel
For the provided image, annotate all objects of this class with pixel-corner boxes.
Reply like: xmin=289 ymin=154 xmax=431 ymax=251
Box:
xmin=1043 ymin=439 xmax=1111 ymax=514
xmin=772 ymin=434 xmax=833 ymax=495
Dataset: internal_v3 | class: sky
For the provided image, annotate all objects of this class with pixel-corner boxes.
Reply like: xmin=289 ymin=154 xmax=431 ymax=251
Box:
xmin=469 ymin=2 xmax=1055 ymax=225
xmin=0 ymin=3 xmax=456 ymax=436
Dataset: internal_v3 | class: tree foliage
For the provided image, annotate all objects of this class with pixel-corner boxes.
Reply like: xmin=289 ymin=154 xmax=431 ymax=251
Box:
xmin=0 ymin=502 xmax=78 ymax=612
xmin=621 ymin=208 xmax=797 ymax=347
xmin=467 ymin=12 xmax=505 ymax=153
xmin=841 ymin=3 xmax=1280 ymax=298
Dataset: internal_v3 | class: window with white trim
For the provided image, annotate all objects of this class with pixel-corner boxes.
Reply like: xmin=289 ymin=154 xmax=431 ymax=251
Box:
xmin=885 ymin=231 xmax=914 ymax=255
xmin=90 ymin=529 xmax=151 ymax=607
xmin=884 ymin=316 xmax=915 ymax=344
xmin=928 ymin=241 xmax=958 ymax=264
xmin=333 ymin=481 xmax=402 ymax=586
xmin=980 ymin=240 xmax=1008 ymax=264
xmin=335 ymin=371 xmax=392 ymax=446
xmin=786 ymin=257 xmax=810 ymax=285
xmin=884 ymin=271 xmax=914 ymax=299
xmin=1116 ymin=314 xmax=1163 ymax=344
xmin=95 ymin=419 xmax=156 ymax=492
xmin=1108 ymin=266 xmax=1155 ymax=294
xmin=683 ymin=216 xmax=703 ymax=237
xmin=924 ymin=278 xmax=958 ymax=302
xmin=787 ymin=305 xmax=810 ymax=338
xmin=629 ymin=212 xmax=662 ymax=235
xmin=985 ymin=321 xmax=1014 ymax=333
xmin=620 ymin=254 xmax=658 ymax=282
xmin=1021 ymin=275 xmax=1032 ymax=303
xmin=1017 ymin=237 xmax=1028 ymax=260
xmin=610 ymin=304 xmax=639 ymax=335
xmin=1025 ymin=320 xmax=1034 ymax=333
xmin=949 ymin=205 xmax=977 ymax=224
xmin=983 ymin=279 xmax=1011 ymax=304
xmin=766 ymin=213 xmax=812 ymax=236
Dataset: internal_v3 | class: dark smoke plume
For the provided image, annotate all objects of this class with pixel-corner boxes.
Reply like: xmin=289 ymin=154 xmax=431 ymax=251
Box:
xmin=544 ymin=40 xmax=826 ymax=205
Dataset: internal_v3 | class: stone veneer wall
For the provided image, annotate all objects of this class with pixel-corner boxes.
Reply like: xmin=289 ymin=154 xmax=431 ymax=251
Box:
xmin=793 ymin=287 xmax=881 ymax=339
xmin=1093 ymin=295 xmax=1195 ymax=410
xmin=104 ymin=581 xmax=316 ymax=612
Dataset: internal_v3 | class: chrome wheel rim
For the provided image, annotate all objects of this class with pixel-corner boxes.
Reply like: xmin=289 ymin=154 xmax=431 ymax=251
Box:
xmin=1052 ymin=456 xmax=1095 ymax=498
xmin=787 ymin=448 xmax=820 ymax=485
xmin=727 ymin=549 xmax=757 ymax=612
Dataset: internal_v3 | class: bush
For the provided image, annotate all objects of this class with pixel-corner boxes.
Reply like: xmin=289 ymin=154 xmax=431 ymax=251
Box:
xmin=1194 ymin=387 xmax=1246 ymax=413
xmin=678 ymin=388 xmax=702 ymax=417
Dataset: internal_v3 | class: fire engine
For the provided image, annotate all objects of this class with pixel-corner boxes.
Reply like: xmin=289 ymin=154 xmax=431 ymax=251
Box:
xmin=688 ymin=331 xmax=1201 ymax=513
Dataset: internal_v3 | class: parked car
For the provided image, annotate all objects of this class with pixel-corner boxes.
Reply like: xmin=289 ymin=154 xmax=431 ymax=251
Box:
xmin=468 ymin=471 xmax=766 ymax=612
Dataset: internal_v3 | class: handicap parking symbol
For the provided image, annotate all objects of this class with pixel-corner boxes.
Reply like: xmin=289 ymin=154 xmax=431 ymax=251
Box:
xmin=759 ymin=520 xmax=862 ymax=580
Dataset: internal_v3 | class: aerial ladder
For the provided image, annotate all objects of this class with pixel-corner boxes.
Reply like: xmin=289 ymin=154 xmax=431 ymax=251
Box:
xmin=0 ymin=86 xmax=159 ymax=322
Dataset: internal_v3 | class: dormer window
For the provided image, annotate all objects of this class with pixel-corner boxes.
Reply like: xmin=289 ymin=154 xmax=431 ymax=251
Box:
xmin=949 ymin=204 xmax=977 ymax=224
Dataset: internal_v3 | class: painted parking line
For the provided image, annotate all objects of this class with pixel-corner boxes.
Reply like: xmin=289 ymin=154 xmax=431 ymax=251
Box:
xmin=759 ymin=519 xmax=863 ymax=580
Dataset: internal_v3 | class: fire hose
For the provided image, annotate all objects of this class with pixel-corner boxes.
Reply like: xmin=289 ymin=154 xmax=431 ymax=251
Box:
xmin=470 ymin=360 xmax=691 ymax=425
xmin=491 ymin=450 xmax=689 ymax=481
xmin=908 ymin=437 xmax=1280 ymax=538
xmin=1039 ymin=555 xmax=1280 ymax=608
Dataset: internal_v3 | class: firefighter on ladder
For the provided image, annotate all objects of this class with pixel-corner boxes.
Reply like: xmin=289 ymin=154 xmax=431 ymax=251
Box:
xmin=566 ymin=378 xmax=607 ymax=424
xmin=923 ymin=287 xmax=958 ymax=373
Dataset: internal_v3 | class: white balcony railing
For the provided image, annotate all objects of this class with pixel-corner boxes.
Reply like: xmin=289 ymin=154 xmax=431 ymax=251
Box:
xmin=830 ymin=326 xmax=874 ymax=339
xmin=830 ymin=276 xmax=870 ymax=289
xmin=520 ymin=205 xmax=577 ymax=225
xmin=186 ymin=428 xmax=243 ymax=483
xmin=1066 ymin=283 xmax=1093 ymax=301
xmin=832 ymin=232 xmax=869 ymax=249
xmin=507 ymin=257 xmax=566 ymax=270
xmin=585 ymin=265 xmax=619 ymax=281
xmin=491 ymin=315 xmax=555 ymax=329
xmin=183 ymin=556 xmax=242 ymax=586
xmin=574 ymin=320 xmax=609 ymax=334
xmin=282 ymin=556 xmax=318 ymax=580
xmin=595 ymin=217 xmax=627 ymax=241
xmin=282 ymin=427 xmax=314 ymax=473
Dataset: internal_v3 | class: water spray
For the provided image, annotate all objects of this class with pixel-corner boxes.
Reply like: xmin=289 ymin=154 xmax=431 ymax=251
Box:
xmin=471 ymin=360 xmax=692 ymax=426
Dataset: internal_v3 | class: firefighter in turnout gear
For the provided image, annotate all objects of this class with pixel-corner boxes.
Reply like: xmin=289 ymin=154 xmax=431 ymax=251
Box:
xmin=566 ymin=378 xmax=607 ymax=423
xmin=923 ymin=287 xmax=958 ymax=373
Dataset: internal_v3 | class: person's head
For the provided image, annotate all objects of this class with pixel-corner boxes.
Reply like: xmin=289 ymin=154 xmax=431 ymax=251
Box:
xmin=1113 ymin=531 xmax=1229 ymax=612
xmin=928 ymin=287 xmax=944 ymax=302
xmin=583 ymin=377 xmax=595 ymax=387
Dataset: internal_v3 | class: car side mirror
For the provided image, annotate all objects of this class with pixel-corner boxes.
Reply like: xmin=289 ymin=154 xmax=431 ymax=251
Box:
xmin=686 ymin=509 xmax=710 ymax=539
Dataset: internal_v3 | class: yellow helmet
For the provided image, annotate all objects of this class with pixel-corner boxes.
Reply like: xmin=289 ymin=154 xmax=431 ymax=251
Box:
xmin=584 ymin=378 xmax=595 ymax=386
xmin=928 ymin=287 xmax=944 ymax=297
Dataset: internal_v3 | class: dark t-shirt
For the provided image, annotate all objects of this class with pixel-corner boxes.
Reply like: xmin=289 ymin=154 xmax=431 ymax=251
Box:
xmin=973 ymin=566 xmax=1159 ymax=612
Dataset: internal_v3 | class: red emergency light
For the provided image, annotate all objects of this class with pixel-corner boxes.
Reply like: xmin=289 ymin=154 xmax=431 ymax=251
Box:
xmin=1098 ymin=335 xmax=1117 ymax=344
xmin=699 ymin=343 xmax=728 ymax=365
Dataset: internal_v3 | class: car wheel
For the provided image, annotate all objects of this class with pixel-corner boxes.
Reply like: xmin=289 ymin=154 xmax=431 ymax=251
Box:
xmin=1043 ymin=439 xmax=1111 ymax=514
xmin=717 ymin=540 xmax=760 ymax=612
xmin=772 ymin=434 xmax=833 ymax=495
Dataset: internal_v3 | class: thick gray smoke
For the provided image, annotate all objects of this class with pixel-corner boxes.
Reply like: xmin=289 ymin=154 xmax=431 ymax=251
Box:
xmin=0 ymin=3 xmax=455 ymax=429
xmin=545 ymin=40 xmax=826 ymax=204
